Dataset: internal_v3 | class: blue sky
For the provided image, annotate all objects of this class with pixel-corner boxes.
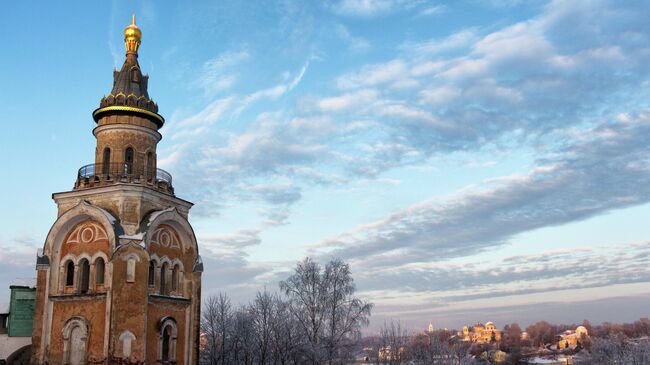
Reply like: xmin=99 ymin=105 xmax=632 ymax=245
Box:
xmin=1 ymin=0 xmax=650 ymax=332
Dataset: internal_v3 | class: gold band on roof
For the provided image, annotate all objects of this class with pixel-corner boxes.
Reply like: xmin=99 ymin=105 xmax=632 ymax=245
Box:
xmin=92 ymin=106 xmax=164 ymax=125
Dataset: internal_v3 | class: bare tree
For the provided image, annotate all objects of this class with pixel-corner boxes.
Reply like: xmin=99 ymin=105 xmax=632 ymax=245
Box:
xmin=270 ymin=296 xmax=303 ymax=365
xmin=249 ymin=290 xmax=274 ymax=365
xmin=280 ymin=257 xmax=327 ymax=364
xmin=200 ymin=257 xmax=372 ymax=365
xmin=280 ymin=257 xmax=373 ymax=365
xmin=576 ymin=335 xmax=650 ymax=365
xmin=323 ymin=259 xmax=373 ymax=364
xmin=231 ymin=308 xmax=255 ymax=365
xmin=201 ymin=293 xmax=232 ymax=365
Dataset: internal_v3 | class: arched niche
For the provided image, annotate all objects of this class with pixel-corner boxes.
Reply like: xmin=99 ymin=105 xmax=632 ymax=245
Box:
xmin=43 ymin=201 xmax=122 ymax=296
xmin=143 ymin=208 xmax=199 ymax=258
xmin=119 ymin=330 xmax=136 ymax=358
xmin=62 ymin=316 xmax=88 ymax=365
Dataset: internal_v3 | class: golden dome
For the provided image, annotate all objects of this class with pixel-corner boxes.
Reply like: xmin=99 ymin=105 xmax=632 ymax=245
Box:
xmin=124 ymin=14 xmax=142 ymax=54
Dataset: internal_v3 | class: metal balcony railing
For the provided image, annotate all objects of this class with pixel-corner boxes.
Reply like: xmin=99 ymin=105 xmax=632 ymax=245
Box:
xmin=75 ymin=163 xmax=173 ymax=194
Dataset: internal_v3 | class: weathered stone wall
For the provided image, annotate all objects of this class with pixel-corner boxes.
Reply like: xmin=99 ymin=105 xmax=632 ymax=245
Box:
xmin=109 ymin=244 xmax=149 ymax=362
xmin=146 ymin=299 xmax=190 ymax=364
xmin=53 ymin=186 xmax=192 ymax=235
xmin=29 ymin=269 xmax=47 ymax=363
xmin=48 ymin=298 xmax=107 ymax=363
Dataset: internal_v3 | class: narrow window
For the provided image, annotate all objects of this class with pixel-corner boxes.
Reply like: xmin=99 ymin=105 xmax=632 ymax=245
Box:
xmin=102 ymin=147 xmax=111 ymax=176
xmin=171 ymin=265 xmax=178 ymax=293
xmin=131 ymin=67 xmax=141 ymax=83
xmin=146 ymin=152 xmax=154 ymax=181
xmin=65 ymin=261 xmax=75 ymax=286
xmin=124 ymin=147 xmax=134 ymax=175
xmin=95 ymin=258 xmax=105 ymax=285
xmin=79 ymin=259 xmax=90 ymax=293
xmin=148 ymin=261 xmax=155 ymax=287
xmin=160 ymin=263 xmax=168 ymax=295
xmin=158 ymin=318 xmax=177 ymax=362
xmin=162 ymin=326 xmax=171 ymax=362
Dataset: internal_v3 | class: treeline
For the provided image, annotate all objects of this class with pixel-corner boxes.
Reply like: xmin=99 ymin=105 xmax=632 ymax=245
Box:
xmin=199 ymin=258 xmax=372 ymax=365
xmin=576 ymin=335 xmax=650 ymax=364
xmin=514 ymin=318 xmax=650 ymax=348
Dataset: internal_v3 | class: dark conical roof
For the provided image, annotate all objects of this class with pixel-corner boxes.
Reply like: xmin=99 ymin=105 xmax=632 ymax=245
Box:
xmin=111 ymin=54 xmax=150 ymax=99
xmin=93 ymin=53 xmax=164 ymax=127
xmin=93 ymin=16 xmax=163 ymax=128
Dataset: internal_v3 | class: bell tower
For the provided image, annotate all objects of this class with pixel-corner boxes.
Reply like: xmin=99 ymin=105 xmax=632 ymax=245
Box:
xmin=31 ymin=16 xmax=202 ymax=365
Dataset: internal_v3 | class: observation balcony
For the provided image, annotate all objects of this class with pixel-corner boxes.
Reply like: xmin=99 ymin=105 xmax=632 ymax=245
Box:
xmin=74 ymin=163 xmax=174 ymax=195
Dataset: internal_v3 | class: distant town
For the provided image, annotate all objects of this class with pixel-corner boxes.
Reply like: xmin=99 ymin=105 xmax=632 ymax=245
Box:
xmin=358 ymin=318 xmax=650 ymax=364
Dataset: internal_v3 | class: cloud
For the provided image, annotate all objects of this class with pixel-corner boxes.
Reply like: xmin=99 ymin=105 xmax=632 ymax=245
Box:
xmin=198 ymin=50 xmax=250 ymax=96
xmin=313 ymin=110 xmax=650 ymax=275
xmin=401 ymin=29 xmax=476 ymax=55
xmin=168 ymin=97 xmax=236 ymax=138
xmin=334 ymin=24 xmax=371 ymax=51
xmin=368 ymin=292 xmax=650 ymax=332
xmin=336 ymin=60 xmax=408 ymax=89
xmin=318 ymin=89 xmax=378 ymax=111
xmin=360 ymin=242 xmax=650 ymax=297
xmin=327 ymin=0 xmax=408 ymax=17
xmin=168 ymin=1 xmax=650 ymax=219
xmin=161 ymin=1 xmax=650 ymax=317
xmin=201 ymin=229 xmax=262 ymax=250
xmin=0 ymin=235 xmax=39 ymax=300
xmin=417 ymin=5 xmax=446 ymax=17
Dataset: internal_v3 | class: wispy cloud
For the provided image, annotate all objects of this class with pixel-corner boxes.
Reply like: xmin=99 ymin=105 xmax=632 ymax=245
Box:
xmin=198 ymin=50 xmax=250 ymax=96
xmin=154 ymin=0 xmax=650 ymax=323
xmin=334 ymin=24 xmax=371 ymax=51
xmin=327 ymin=0 xmax=406 ymax=17
xmin=314 ymin=110 xmax=650 ymax=265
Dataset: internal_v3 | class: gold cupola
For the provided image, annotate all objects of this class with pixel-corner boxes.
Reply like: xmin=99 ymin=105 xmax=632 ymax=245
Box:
xmin=124 ymin=14 xmax=142 ymax=54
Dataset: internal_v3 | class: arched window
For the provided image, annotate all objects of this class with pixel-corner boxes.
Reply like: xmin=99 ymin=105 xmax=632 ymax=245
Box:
xmin=79 ymin=259 xmax=90 ymax=294
xmin=148 ymin=261 xmax=155 ymax=287
xmin=158 ymin=317 xmax=177 ymax=363
xmin=171 ymin=265 xmax=178 ymax=293
xmin=124 ymin=147 xmax=134 ymax=175
xmin=65 ymin=261 xmax=75 ymax=287
xmin=160 ymin=263 xmax=168 ymax=295
xmin=102 ymin=147 xmax=111 ymax=176
xmin=95 ymin=258 xmax=105 ymax=285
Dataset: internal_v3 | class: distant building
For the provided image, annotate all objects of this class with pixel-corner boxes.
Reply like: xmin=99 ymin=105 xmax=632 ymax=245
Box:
xmin=0 ymin=285 xmax=36 ymax=364
xmin=378 ymin=345 xmax=405 ymax=362
xmin=557 ymin=326 xmax=589 ymax=349
xmin=459 ymin=321 xmax=502 ymax=343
